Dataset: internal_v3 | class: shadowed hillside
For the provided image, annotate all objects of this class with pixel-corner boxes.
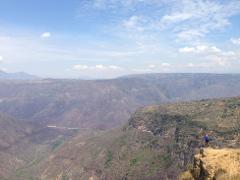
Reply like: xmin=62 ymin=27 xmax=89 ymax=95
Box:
xmin=0 ymin=73 xmax=240 ymax=129
xmin=36 ymin=97 xmax=240 ymax=180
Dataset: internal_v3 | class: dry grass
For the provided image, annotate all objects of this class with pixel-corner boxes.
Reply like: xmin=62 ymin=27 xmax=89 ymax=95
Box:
xmin=196 ymin=148 xmax=240 ymax=179
xmin=179 ymin=171 xmax=194 ymax=180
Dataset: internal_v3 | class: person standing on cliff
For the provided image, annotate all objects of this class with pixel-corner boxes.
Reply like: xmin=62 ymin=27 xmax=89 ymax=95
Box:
xmin=204 ymin=134 xmax=209 ymax=147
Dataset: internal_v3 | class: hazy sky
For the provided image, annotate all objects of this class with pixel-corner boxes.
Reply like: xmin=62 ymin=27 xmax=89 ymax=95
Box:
xmin=0 ymin=0 xmax=240 ymax=78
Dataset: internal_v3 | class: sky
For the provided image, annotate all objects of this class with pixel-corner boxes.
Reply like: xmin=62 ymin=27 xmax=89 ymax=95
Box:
xmin=0 ymin=0 xmax=240 ymax=79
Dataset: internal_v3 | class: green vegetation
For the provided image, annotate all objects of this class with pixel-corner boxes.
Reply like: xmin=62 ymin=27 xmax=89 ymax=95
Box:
xmin=129 ymin=158 xmax=138 ymax=166
xmin=61 ymin=174 xmax=68 ymax=180
xmin=226 ymin=98 xmax=240 ymax=109
xmin=158 ymin=153 xmax=172 ymax=168
xmin=105 ymin=151 xmax=113 ymax=167
xmin=51 ymin=138 xmax=65 ymax=150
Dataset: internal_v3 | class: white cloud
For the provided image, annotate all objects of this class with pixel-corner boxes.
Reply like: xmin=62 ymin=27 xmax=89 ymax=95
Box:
xmin=0 ymin=55 xmax=3 ymax=62
xmin=148 ymin=64 xmax=156 ymax=69
xmin=95 ymin=64 xmax=105 ymax=69
xmin=91 ymin=0 xmax=160 ymax=9
xmin=210 ymin=46 xmax=221 ymax=53
xmin=176 ymin=29 xmax=205 ymax=41
xmin=73 ymin=65 xmax=89 ymax=70
xmin=73 ymin=64 xmax=123 ymax=71
xmin=81 ymin=0 xmax=240 ymax=44
xmin=108 ymin=65 xmax=122 ymax=70
xmin=231 ymin=38 xmax=240 ymax=45
xmin=161 ymin=13 xmax=192 ymax=24
xmin=146 ymin=63 xmax=171 ymax=72
xmin=122 ymin=16 xmax=145 ymax=31
xmin=211 ymin=56 xmax=226 ymax=66
xmin=179 ymin=45 xmax=222 ymax=54
xmin=187 ymin=63 xmax=194 ymax=67
xmin=161 ymin=63 xmax=170 ymax=67
xmin=159 ymin=0 xmax=240 ymax=41
xmin=72 ymin=64 xmax=126 ymax=78
xmin=178 ymin=43 xmax=239 ymax=70
xmin=0 ymin=67 xmax=8 ymax=72
xmin=41 ymin=32 xmax=51 ymax=38
xmin=179 ymin=47 xmax=196 ymax=53
xmin=148 ymin=63 xmax=170 ymax=69
xmin=185 ymin=62 xmax=216 ymax=69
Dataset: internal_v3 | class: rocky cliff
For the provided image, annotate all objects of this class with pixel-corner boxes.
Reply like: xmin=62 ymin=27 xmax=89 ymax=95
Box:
xmin=180 ymin=148 xmax=240 ymax=180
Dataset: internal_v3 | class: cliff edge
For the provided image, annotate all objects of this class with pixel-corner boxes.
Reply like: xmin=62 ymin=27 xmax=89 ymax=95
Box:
xmin=180 ymin=148 xmax=240 ymax=180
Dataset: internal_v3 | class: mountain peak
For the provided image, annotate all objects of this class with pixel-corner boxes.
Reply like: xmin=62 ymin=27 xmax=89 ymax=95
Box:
xmin=0 ymin=71 xmax=38 ymax=80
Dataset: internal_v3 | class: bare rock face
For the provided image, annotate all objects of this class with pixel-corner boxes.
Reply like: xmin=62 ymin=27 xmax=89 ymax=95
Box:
xmin=181 ymin=148 xmax=240 ymax=180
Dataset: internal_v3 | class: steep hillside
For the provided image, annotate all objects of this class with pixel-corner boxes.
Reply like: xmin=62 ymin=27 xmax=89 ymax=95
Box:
xmin=0 ymin=113 xmax=34 ymax=178
xmin=37 ymin=97 xmax=240 ymax=180
xmin=0 ymin=73 xmax=240 ymax=129
xmin=0 ymin=113 xmax=33 ymax=149
xmin=0 ymin=114 xmax=77 ymax=179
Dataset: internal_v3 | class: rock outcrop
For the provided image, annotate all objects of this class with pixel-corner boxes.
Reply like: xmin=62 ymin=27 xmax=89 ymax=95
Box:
xmin=180 ymin=148 xmax=240 ymax=180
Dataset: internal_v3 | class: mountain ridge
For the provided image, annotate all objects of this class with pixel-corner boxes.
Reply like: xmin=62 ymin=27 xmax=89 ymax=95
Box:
xmin=1 ymin=73 xmax=240 ymax=129
xmin=0 ymin=70 xmax=38 ymax=80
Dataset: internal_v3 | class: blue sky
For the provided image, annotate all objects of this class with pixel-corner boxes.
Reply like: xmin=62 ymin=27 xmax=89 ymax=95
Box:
xmin=0 ymin=0 xmax=240 ymax=78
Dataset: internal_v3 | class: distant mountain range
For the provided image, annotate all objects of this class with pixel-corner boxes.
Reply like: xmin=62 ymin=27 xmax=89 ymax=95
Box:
xmin=0 ymin=71 xmax=38 ymax=80
xmin=0 ymin=73 xmax=240 ymax=129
